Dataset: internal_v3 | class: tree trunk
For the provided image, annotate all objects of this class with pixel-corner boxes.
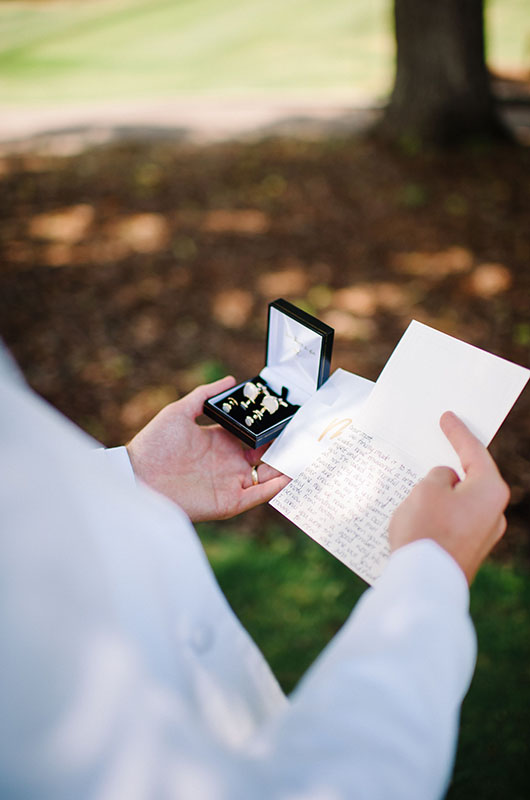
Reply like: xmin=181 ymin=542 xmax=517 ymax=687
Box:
xmin=379 ymin=0 xmax=510 ymax=146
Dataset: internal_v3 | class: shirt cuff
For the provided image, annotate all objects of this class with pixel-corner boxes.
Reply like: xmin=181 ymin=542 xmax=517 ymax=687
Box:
xmin=380 ymin=538 xmax=470 ymax=612
xmin=97 ymin=445 xmax=137 ymax=486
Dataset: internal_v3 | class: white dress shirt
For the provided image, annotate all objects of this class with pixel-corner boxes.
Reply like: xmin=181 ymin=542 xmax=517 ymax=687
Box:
xmin=0 ymin=346 xmax=476 ymax=799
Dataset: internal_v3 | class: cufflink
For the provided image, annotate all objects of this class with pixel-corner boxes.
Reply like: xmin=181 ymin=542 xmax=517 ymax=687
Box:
xmin=245 ymin=409 xmax=265 ymax=427
xmin=261 ymin=394 xmax=288 ymax=415
xmin=261 ymin=394 xmax=279 ymax=414
xmin=221 ymin=397 xmax=238 ymax=413
xmin=243 ymin=382 xmax=260 ymax=402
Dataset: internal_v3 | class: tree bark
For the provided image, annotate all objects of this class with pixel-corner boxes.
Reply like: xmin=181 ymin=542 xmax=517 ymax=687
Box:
xmin=379 ymin=0 xmax=510 ymax=146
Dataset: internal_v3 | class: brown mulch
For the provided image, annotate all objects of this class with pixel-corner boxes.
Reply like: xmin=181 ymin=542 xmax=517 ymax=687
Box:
xmin=1 ymin=131 xmax=529 ymax=562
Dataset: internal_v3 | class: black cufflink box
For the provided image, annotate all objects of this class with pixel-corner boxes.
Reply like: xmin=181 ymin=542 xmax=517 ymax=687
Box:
xmin=203 ymin=298 xmax=334 ymax=448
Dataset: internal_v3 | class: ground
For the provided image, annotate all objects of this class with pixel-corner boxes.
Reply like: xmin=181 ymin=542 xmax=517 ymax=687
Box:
xmin=1 ymin=102 xmax=529 ymax=563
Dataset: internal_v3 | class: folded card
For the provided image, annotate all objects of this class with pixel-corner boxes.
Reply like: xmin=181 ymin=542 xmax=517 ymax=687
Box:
xmin=355 ymin=320 xmax=530 ymax=476
xmin=270 ymin=321 xmax=530 ymax=584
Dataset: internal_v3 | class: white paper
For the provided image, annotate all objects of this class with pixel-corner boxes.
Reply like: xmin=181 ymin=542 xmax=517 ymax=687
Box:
xmin=356 ymin=320 xmax=530 ymax=475
xmin=263 ymin=368 xmax=374 ymax=478
xmin=271 ymin=321 xmax=530 ymax=583
xmin=271 ymin=425 xmax=422 ymax=584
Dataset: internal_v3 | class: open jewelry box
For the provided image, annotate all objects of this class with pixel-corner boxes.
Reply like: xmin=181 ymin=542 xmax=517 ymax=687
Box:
xmin=203 ymin=298 xmax=334 ymax=447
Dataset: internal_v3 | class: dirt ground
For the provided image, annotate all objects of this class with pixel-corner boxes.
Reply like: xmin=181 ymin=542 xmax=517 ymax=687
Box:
xmin=1 ymin=99 xmax=529 ymax=563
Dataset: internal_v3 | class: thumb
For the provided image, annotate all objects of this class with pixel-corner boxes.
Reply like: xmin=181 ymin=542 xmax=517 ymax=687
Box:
xmin=440 ymin=411 xmax=493 ymax=478
xmin=179 ymin=375 xmax=237 ymax=419
xmin=423 ymin=465 xmax=460 ymax=488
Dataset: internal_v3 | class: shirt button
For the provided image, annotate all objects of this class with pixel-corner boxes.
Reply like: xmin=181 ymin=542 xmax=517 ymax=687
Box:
xmin=189 ymin=623 xmax=214 ymax=654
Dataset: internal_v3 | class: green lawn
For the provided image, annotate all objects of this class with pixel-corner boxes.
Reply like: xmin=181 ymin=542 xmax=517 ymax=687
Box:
xmin=0 ymin=0 xmax=393 ymax=103
xmin=198 ymin=520 xmax=530 ymax=800
xmin=0 ymin=0 xmax=527 ymax=104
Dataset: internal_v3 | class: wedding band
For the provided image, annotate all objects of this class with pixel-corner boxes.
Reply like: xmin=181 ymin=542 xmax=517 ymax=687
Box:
xmin=251 ymin=466 xmax=259 ymax=486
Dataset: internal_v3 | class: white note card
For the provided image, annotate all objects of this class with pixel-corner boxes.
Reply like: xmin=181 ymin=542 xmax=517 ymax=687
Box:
xmin=271 ymin=321 xmax=529 ymax=584
xmin=356 ymin=320 xmax=530 ymax=475
xmin=271 ymin=425 xmax=422 ymax=584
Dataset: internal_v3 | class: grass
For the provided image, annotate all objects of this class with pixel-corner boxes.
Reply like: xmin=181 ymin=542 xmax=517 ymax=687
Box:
xmin=448 ymin=562 xmax=530 ymax=799
xmin=487 ymin=0 xmax=530 ymax=74
xmin=0 ymin=0 xmax=392 ymax=103
xmin=198 ymin=520 xmax=530 ymax=800
xmin=0 ymin=0 xmax=527 ymax=105
xmin=198 ymin=518 xmax=367 ymax=690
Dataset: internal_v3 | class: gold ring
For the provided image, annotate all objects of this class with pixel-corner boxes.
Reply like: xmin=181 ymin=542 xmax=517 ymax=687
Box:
xmin=251 ymin=466 xmax=259 ymax=486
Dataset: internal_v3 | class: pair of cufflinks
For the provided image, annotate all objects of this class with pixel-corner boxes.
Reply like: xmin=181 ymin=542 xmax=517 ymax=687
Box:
xmin=222 ymin=381 xmax=287 ymax=427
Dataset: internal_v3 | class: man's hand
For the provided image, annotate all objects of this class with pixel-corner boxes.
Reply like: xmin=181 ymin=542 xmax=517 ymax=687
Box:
xmin=389 ymin=411 xmax=510 ymax=584
xmin=126 ymin=376 xmax=290 ymax=522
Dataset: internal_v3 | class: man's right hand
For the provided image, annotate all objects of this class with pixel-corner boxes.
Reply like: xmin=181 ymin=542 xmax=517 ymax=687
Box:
xmin=389 ymin=411 xmax=510 ymax=585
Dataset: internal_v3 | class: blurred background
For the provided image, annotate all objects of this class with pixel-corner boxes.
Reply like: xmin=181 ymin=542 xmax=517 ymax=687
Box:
xmin=0 ymin=2 xmax=529 ymax=797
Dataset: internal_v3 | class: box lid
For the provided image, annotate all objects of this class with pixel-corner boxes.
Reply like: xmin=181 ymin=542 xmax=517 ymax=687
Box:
xmin=261 ymin=299 xmax=334 ymax=404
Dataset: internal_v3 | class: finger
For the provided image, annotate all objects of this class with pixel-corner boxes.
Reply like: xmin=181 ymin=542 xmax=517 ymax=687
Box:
xmin=252 ymin=462 xmax=286 ymax=486
xmin=239 ymin=474 xmax=291 ymax=511
xmin=241 ymin=462 xmax=284 ymax=490
xmin=423 ymin=465 xmax=460 ymax=488
xmin=494 ymin=513 xmax=508 ymax=543
xmin=440 ymin=411 xmax=497 ymax=479
xmin=258 ymin=463 xmax=286 ymax=482
xmin=441 ymin=411 xmax=510 ymax=512
xmin=179 ymin=376 xmax=237 ymax=419
xmin=243 ymin=442 xmax=283 ymax=471
xmin=246 ymin=441 xmax=274 ymax=465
